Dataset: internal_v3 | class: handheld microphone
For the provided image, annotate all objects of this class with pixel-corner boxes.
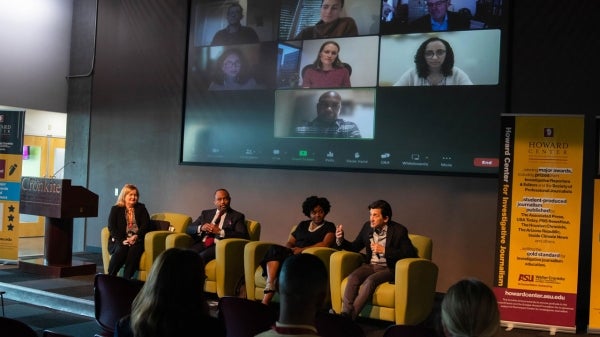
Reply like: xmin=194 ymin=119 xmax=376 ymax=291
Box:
xmin=51 ymin=161 xmax=76 ymax=178
xmin=369 ymin=233 xmax=380 ymax=259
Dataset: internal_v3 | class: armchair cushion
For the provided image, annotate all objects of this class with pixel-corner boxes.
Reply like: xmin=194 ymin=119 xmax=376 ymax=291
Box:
xmin=151 ymin=219 xmax=171 ymax=231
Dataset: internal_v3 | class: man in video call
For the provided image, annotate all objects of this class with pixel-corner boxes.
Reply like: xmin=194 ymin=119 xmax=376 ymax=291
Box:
xmin=211 ymin=3 xmax=259 ymax=46
xmin=295 ymin=91 xmax=361 ymax=138
xmin=409 ymin=0 xmax=470 ymax=32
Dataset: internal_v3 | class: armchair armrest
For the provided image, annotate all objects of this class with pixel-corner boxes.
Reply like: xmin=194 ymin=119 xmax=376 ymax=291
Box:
xmin=244 ymin=241 xmax=277 ymax=301
xmin=394 ymin=258 xmax=439 ymax=325
xmin=215 ymin=238 xmax=250 ymax=297
xmin=140 ymin=230 xmax=173 ymax=273
xmin=301 ymin=247 xmax=337 ymax=271
xmin=101 ymin=227 xmax=111 ymax=274
xmin=329 ymin=250 xmax=363 ymax=314
xmin=165 ymin=232 xmax=194 ymax=250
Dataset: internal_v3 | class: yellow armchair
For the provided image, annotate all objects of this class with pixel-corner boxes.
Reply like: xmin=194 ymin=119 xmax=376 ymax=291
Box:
xmin=244 ymin=240 xmax=279 ymax=301
xmin=329 ymin=234 xmax=438 ymax=325
xmin=243 ymin=238 xmax=337 ymax=302
xmin=165 ymin=219 xmax=261 ymax=298
xmin=101 ymin=212 xmax=192 ymax=280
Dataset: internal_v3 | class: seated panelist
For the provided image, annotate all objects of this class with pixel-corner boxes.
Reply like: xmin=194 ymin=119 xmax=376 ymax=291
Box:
xmin=186 ymin=188 xmax=248 ymax=263
xmin=335 ymin=199 xmax=418 ymax=320
xmin=260 ymin=196 xmax=336 ymax=305
xmin=107 ymin=183 xmax=151 ymax=279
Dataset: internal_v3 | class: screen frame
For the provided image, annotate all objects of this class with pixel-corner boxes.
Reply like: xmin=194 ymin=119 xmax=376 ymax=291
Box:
xmin=180 ymin=0 xmax=511 ymax=178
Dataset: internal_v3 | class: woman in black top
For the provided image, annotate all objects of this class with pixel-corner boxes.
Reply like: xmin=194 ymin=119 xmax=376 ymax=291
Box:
xmin=107 ymin=184 xmax=150 ymax=279
xmin=260 ymin=196 xmax=336 ymax=305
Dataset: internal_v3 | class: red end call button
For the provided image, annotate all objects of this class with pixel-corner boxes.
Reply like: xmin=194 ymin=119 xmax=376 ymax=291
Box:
xmin=473 ymin=158 xmax=499 ymax=167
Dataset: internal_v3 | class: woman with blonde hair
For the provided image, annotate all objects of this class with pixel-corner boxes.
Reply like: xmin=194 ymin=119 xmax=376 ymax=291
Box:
xmin=107 ymin=184 xmax=150 ymax=279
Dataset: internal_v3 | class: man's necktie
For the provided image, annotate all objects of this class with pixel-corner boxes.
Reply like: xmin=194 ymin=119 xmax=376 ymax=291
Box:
xmin=204 ymin=211 xmax=222 ymax=248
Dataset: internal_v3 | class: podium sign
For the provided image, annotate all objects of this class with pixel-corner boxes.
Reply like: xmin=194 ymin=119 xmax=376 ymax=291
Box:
xmin=19 ymin=177 xmax=99 ymax=277
xmin=20 ymin=177 xmax=98 ymax=218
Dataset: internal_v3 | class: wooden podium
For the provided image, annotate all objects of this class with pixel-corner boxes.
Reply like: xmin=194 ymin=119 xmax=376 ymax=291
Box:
xmin=19 ymin=177 xmax=99 ymax=277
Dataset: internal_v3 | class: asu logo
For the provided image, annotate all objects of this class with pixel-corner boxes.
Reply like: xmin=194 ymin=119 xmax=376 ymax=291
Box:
xmin=518 ymin=274 xmax=534 ymax=282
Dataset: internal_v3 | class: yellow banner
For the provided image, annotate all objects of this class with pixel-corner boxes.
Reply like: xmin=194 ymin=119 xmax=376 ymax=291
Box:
xmin=589 ymin=180 xmax=600 ymax=332
xmin=0 ymin=166 xmax=21 ymax=260
xmin=0 ymin=110 xmax=25 ymax=261
xmin=495 ymin=115 xmax=583 ymax=331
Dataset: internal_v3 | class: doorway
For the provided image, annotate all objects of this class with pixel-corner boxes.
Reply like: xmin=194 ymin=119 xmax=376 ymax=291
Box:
xmin=18 ymin=110 xmax=67 ymax=257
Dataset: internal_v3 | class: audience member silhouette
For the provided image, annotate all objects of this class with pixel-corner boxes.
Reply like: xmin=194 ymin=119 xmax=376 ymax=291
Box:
xmin=440 ymin=278 xmax=500 ymax=337
xmin=255 ymin=254 xmax=329 ymax=337
xmin=114 ymin=248 xmax=226 ymax=337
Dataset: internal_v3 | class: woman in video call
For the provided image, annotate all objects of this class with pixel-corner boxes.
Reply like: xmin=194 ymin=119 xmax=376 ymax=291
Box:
xmin=394 ymin=37 xmax=473 ymax=86
xmin=208 ymin=48 xmax=261 ymax=90
xmin=302 ymin=40 xmax=351 ymax=88
xmin=295 ymin=0 xmax=358 ymax=39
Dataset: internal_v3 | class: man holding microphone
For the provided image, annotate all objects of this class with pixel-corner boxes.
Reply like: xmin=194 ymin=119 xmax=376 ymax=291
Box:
xmin=335 ymin=199 xmax=417 ymax=320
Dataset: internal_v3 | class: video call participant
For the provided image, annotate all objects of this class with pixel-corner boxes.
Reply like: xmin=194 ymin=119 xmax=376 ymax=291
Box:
xmin=382 ymin=0 xmax=395 ymax=22
xmin=334 ymin=199 xmax=418 ymax=320
xmin=294 ymin=90 xmax=361 ymax=138
xmin=394 ymin=37 xmax=472 ymax=86
xmin=211 ymin=3 xmax=259 ymax=46
xmin=302 ymin=40 xmax=351 ymax=88
xmin=208 ymin=48 xmax=262 ymax=90
xmin=295 ymin=0 xmax=358 ymax=40
xmin=186 ymin=188 xmax=249 ymax=263
xmin=408 ymin=0 xmax=470 ymax=32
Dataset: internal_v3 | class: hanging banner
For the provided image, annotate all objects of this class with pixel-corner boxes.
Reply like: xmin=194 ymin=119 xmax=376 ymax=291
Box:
xmin=589 ymin=179 xmax=600 ymax=333
xmin=494 ymin=114 xmax=583 ymax=333
xmin=0 ymin=110 xmax=25 ymax=261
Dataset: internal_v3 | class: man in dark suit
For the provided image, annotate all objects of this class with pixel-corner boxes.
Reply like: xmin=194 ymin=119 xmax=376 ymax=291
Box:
xmin=408 ymin=0 xmax=470 ymax=32
xmin=186 ymin=188 xmax=248 ymax=263
xmin=335 ymin=199 xmax=417 ymax=320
